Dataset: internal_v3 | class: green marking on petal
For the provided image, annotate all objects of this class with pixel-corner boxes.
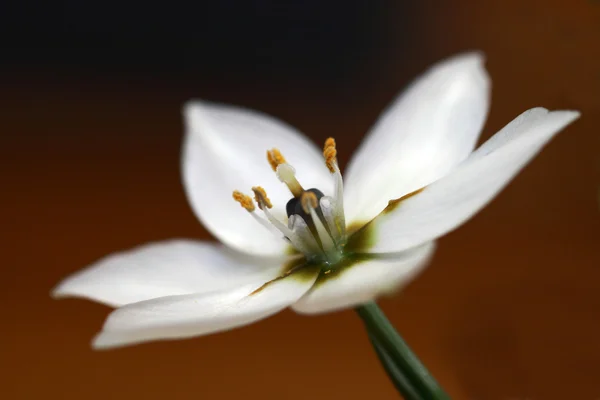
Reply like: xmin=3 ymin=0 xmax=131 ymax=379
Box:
xmin=312 ymin=253 xmax=374 ymax=287
xmin=280 ymin=256 xmax=309 ymax=275
xmin=345 ymin=221 xmax=377 ymax=253
xmin=382 ymin=187 xmax=425 ymax=214
xmin=284 ymin=245 xmax=301 ymax=257
xmin=344 ymin=187 xmax=427 ymax=253
xmin=250 ymin=263 xmax=320 ymax=296
xmin=290 ymin=264 xmax=322 ymax=283
xmin=275 ymin=250 xmax=377 ymax=292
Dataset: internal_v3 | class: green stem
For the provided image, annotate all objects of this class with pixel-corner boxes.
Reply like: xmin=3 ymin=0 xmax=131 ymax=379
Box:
xmin=368 ymin=332 xmax=422 ymax=400
xmin=356 ymin=302 xmax=450 ymax=400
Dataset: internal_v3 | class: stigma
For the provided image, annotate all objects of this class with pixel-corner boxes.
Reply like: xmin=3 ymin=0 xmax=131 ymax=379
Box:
xmin=232 ymin=138 xmax=347 ymax=264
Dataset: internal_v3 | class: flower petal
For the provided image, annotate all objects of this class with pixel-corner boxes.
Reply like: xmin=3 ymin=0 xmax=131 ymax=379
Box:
xmin=183 ymin=101 xmax=333 ymax=256
xmin=52 ymin=239 xmax=293 ymax=307
xmin=292 ymin=242 xmax=435 ymax=314
xmin=349 ymin=108 xmax=580 ymax=254
xmin=92 ymin=266 xmax=320 ymax=349
xmin=344 ymin=52 xmax=491 ymax=223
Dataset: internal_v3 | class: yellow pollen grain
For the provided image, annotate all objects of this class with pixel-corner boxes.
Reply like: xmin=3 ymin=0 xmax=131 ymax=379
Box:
xmin=251 ymin=186 xmax=273 ymax=209
xmin=300 ymin=191 xmax=318 ymax=214
xmin=267 ymin=148 xmax=287 ymax=171
xmin=232 ymin=191 xmax=255 ymax=212
xmin=323 ymin=137 xmax=337 ymax=173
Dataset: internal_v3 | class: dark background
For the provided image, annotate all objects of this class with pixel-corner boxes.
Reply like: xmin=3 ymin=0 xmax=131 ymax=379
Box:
xmin=1 ymin=1 xmax=599 ymax=399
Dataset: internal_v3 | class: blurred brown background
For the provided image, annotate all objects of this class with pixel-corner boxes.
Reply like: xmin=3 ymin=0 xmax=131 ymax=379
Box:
xmin=1 ymin=0 xmax=599 ymax=399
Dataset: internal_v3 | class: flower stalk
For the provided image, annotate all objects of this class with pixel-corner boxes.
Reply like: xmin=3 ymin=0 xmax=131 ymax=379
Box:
xmin=356 ymin=302 xmax=450 ymax=400
xmin=367 ymin=333 xmax=422 ymax=400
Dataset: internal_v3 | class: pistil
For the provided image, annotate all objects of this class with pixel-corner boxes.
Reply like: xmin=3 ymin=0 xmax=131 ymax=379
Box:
xmin=267 ymin=149 xmax=304 ymax=197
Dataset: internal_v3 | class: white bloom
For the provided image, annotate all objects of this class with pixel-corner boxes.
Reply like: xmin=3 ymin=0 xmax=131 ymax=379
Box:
xmin=52 ymin=52 xmax=580 ymax=349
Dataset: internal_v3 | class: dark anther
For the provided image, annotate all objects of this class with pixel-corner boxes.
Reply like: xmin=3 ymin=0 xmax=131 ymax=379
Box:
xmin=286 ymin=188 xmax=324 ymax=219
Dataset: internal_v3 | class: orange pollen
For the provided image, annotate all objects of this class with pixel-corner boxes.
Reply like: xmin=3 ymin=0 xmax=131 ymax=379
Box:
xmin=300 ymin=191 xmax=318 ymax=214
xmin=324 ymin=137 xmax=335 ymax=149
xmin=323 ymin=137 xmax=337 ymax=173
xmin=232 ymin=191 xmax=255 ymax=212
xmin=251 ymin=186 xmax=273 ymax=209
xmin=267 ymin=148 xmax=287 ymax=171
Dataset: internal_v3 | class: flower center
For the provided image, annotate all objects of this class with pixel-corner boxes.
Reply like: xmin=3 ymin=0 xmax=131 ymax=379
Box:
xmin=233 ymin=138 xmax=347 ymax=264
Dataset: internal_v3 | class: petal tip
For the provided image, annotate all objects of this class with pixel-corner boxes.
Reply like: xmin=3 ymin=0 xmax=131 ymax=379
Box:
xmin=92 ymin=330 xmax=132 ymax=351
xmin=438 ymin=51 xmax=487 ymax=72
xmin=429 ymin=51 xmax=490 ymax=92
xmin=50 ymin=285 xmax=65 ymax=300
xmin=528 ymin=106 xmax=550 ymax=113
xmin=50 ymin=279 xmax=76 ymax=300
xmin=535 ymin=108 xmax=581 ymax=127
xmin=91 ymin=332 xmax=116 ymax=350
xmin=48 ymin=277 xmax=124 ymax=308
xmin=557 ymin=109 xmax=581 ymax=122
xmin=183 ymin=100 xmax=209 ymax=123
xmin=457 ymin=50 xmax=486 ymax=65
xmin=519 ymin=108 xmax=580 ymax=126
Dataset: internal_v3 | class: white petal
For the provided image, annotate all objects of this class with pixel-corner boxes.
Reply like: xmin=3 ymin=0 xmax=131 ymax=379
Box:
xmin=350 ymin=108 xmax=580 ymax=254
xmin=183 ymin=101 xmax=333 ymax=256
xmin=344 ymin=52 xmax=491 ymax=223
xmin=92 ymin=266 xmax=320 ymax=349
xmin=52 ymin=239 xmax=292 ymax=307
xmin=292 ymin=242 xmax=435 ymax=314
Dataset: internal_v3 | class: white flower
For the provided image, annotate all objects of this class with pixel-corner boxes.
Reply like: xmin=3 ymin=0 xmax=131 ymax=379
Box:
xmin=52 ymin=52 xmax=579 ymax=350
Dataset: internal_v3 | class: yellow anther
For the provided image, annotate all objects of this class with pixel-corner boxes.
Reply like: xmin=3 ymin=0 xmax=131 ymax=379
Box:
xmin=252 ymin=186 xmax=273 ymax=210
xmin=324 ymin=137 xmax=335 ymax=149
xmin=232 ymin=191 xmax=255 ymax=212
xmin=323 ymin=137 xmax=337 ymax=173
xmin=300 ymin=191 xmax=318 ymax=214
xmin=267 ymin=148 xmax=287 ymax=171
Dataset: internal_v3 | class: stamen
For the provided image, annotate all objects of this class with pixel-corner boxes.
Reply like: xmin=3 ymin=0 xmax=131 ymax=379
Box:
xmin=332 ymin=170 xmax=346 ymax=238
xmin=267 ymin=148 xmax=287 ymax=171
xmin=250 ymin=211 xmax=282 ymax=236
xmin=294 ymin=189 xmax=337 ymax=258
xmin=232 ymin=191 xmax=255 ymax=212
xmin=323 ymin=137 xmax=338 ymax=173
xmin=252 ymin=191 xmax=317 ymax=256
xmin=251 ymin=186 xmax=273 ymax=210
xmin=308 ymin=204 xmax=339 ymax=260
xmin=320 ymin=196 xmax=342 ymax=243
xmin=246 ymin=185 xmax=326 ymax=259
xmin=322 ymin=137 xmax=346 ymax=237
xmin=252 ymin=187 xmax=291 ymax=234
xmin=288 ymin=215 xmax=326 ymax=258
xmin=300 ymin=191 xmax=318 ymax=214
